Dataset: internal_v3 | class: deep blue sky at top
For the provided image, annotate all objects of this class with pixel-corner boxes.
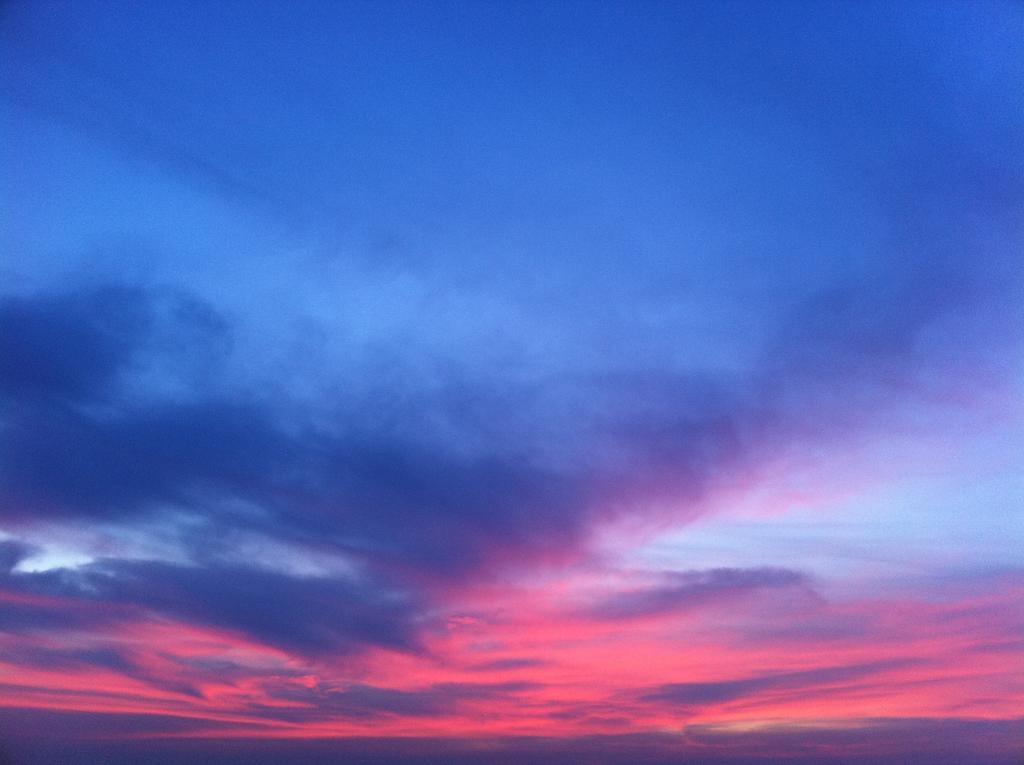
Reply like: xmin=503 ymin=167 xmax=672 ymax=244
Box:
xmin=0 ymin=0 xmax=1021 ymax=586
xmin=7 ymin=1 xmax=1020 ymax=295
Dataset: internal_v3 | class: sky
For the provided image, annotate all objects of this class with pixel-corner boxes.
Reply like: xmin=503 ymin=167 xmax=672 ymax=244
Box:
xmin=0 ymin=1 xmax=1022 ymax=763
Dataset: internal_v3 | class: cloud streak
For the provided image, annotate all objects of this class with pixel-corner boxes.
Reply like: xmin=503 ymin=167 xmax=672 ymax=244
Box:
xmin=583 ymin=568 xmax=807 ymax=621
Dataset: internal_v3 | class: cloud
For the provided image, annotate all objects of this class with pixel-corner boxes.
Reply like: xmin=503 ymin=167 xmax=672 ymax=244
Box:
xmin=0 ymin=286 xmax=150 ymax=404
xmin=258 ymin=681 xmax=539 ymax=722
xmin=0 ymin=556 xmax=419 ymax=656
xmin=0 ymin=286 xmax=590 ymax=575
xmin=639 ymin=658 xmax=919 ymax=707
xmin=3 ymin=243 xmax=1015 ymax=578
xmin=583 ymin=567 xmax=807 ymax=621
xmin=0 ymin=541 xmax=34 ymax=573
xmin=0 ymin=644 xmax=204 ymax=698
xmin=0 ymin=214 xmax=1018 ymax=657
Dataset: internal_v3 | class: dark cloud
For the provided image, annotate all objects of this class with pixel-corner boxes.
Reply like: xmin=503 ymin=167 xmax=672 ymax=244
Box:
xmin=0 ymin=286 xmax=256 ymax=519
xmin=0 ymin=706 xmax=265 ymax=745
xmin=3 ymin=244 xmax=1013 ymax=576
xmin=0 ymin=286 xmax=149 ymax=404
xmin=0 ymin=286 xmax=590 ymax=575
xmin=0 ymin=645 xmax=134 ymax=674
xmin=0 ymin=246 xmax=1017 ymax=653
xmin=583 ymin=567 xmax=807 ymax=621
xmin=0 ymin=644 xmax=203 ymax=698
xmin=0 ymin=397 xmax=288 ymax=519
xmin=640 ymin=659 xmax=918 ymax=707
xmin=0 ymin=554 xmax=132 ymax=633
xmin=0 ymin=541 xmax=33 ymax=573
xmin=0 ymin=557 xmax=419 ymax=656
xmin=258 ymin=681 xmax=538 ymax=722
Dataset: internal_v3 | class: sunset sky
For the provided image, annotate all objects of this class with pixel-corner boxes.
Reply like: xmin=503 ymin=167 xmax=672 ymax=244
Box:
xmin=1 ymin=1 xmax=1022 ymax=763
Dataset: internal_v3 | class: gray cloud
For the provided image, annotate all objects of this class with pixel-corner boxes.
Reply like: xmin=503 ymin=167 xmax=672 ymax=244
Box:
xmin=583 ymin=567 xmax=807 ymax=621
